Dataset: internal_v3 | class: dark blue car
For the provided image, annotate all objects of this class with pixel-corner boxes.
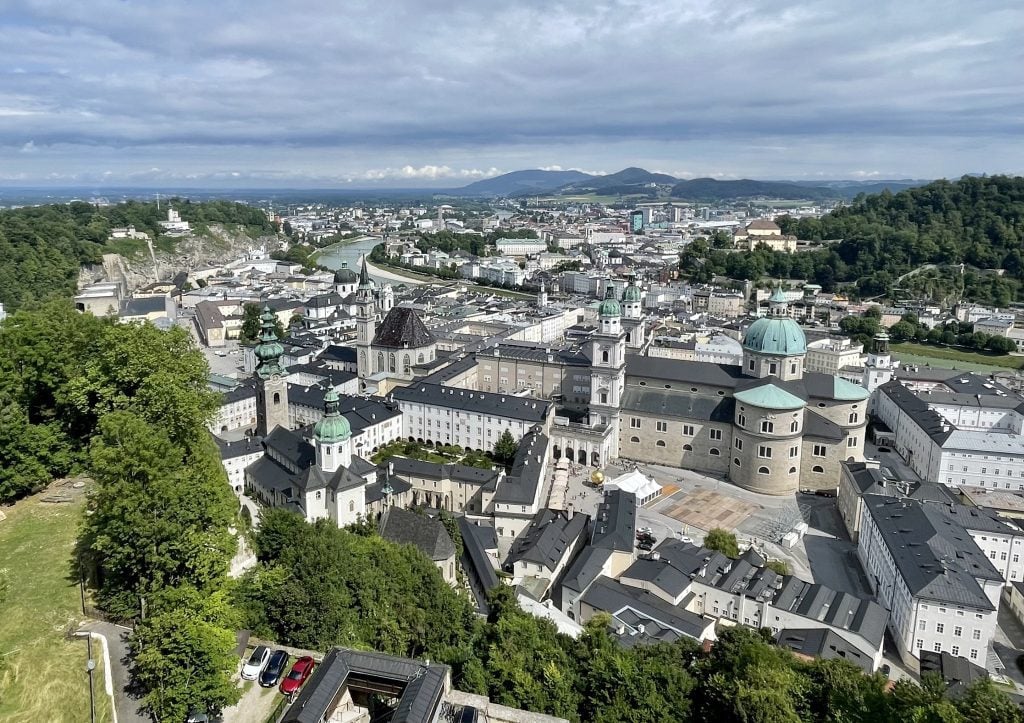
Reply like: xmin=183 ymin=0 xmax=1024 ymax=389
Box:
xmin=259 ymin=650 xmax=289 ymax=688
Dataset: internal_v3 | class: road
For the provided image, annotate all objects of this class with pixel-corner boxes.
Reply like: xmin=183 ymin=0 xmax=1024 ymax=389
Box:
xmin=79 ymin=620 xmax=150 ymax=723
xmin=363 ymin=258 xmax=429 ymax=286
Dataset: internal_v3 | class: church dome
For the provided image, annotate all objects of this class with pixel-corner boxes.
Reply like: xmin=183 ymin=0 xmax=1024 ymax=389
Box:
xmin=314 ymin=389 xmax=351 ymax=443
xmin=743 ymin=317 xmax=806 ymax=356
xmin=598 ymin=285 xmax=621 ymax=317
xmin=622 ymin=284 xmax=642 ymax=303
xmin=334 ymin=265 xmax=358 ymax=284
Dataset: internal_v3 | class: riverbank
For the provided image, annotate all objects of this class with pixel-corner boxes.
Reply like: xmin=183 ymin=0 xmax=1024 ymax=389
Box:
xmin=891 ymin=342 xmax=1024 ymax=373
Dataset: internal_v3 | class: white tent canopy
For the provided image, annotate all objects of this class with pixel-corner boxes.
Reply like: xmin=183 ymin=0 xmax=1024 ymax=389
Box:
xmin=604 ymin=470 xmax=662 ymax=506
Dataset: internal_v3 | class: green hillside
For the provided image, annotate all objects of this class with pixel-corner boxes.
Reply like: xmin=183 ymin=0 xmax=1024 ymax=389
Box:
xmin=0 ymin=199 xmax=275 ymax=309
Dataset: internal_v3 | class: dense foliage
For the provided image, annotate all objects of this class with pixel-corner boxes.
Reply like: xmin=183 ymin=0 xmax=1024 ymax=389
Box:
xmin=0 ymin=301 xmax=241 ymax=717
xmin=680 ymin=176 xmax=1024 ymax=304
xmin=236 ymin=511 xmax=1023 ymax=723
xmin=0 ymin=199 xmax=274 ymax=308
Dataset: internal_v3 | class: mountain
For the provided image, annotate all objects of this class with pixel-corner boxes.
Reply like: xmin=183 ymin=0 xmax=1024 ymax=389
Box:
xmin=557 ymin=167 xmax=679 ymax=193
xmin=457 ymin=169 xmax=594 ymax=196
xmin=669 ymin=178 xmax=840 ymax=201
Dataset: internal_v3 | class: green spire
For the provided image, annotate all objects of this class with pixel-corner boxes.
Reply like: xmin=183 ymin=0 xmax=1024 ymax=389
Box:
xmin=254 ymin=306 xmax=287 ymax=379
xmin=313 ymin=388 xmax=351 ymax=443
xmin=598 ymin=284 xmax=621 ymax=317
xmin=769 ymin=286 xmax=789 ymax=303
xmin=359 ymin=256 xmax=371 ymax=288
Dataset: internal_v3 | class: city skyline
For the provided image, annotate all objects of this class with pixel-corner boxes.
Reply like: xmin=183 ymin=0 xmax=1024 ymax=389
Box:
xmin=1 ymin=0 xmax=1022 ymax=187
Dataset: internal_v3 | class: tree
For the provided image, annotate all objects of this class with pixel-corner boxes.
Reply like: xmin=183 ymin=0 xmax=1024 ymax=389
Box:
xmin=240 ymin=302 xmax=283 ymax=344
xmin=131 ymin=587 xmax=242 ymax=721
xmin=888 ymin=321 xmax=917 ymax=343
xmin=954 ymin=678 xmax=1024 ymax=723
xmin=703 ymin=528 xmax=740 ymax=558
xmin=986 ymin=336 xmax=1017 ymax=354
xmin=493 ymin=429 xmax=519 ymax=466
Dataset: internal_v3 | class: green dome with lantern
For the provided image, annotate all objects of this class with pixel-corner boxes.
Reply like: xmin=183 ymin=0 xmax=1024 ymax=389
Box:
xmin=254 ymin=306 xmax=287 ymax=379
xmin=313 ymin=388 xmax=351 ymax=443
xmin=598 ymin=286 xmax=621 ymax=317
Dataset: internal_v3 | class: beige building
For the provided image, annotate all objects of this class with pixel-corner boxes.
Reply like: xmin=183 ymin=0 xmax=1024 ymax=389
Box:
xmin=735 ymin=219 xmax=798 ymax=253
xmin=805 ymin=337 xmax=865 ymax=375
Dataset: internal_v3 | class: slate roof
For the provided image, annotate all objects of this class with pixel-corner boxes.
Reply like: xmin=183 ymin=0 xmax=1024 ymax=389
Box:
xmin=561 ymin=545 xmax=613 ymax=598
xmin=319 ymin=344 xmax=357 ymax=364
xmin=625 ymin=355 xmax=744 ymax=388
xmin=493 ymin=427 xmax=550 ymax=505
xmin=862 ymin=494 xmax=1002 ymax=609
xmin=390 ymin=383 xmax=551 ymax=423
xmin=459 ymin=518 xmax=500 ymax=594
xmin=918 ymin=650 xmax=989 ymax=697
xmin=264 ymin=426 xmax=315 ymax=472
xmin=378 ymin=507 xmax=456 ymax=561
xmin=878 ymin=381 xmax=953 ymax=444
xmin=581 ymin=577 xmax=711 ymax=642
xmin=803 ymin=410 xmax=845 ymax=441
xmin=591 ymin=490 xmax=637 ymax=552
xmin=215 ymin=435 xmax=263 ymax=461
xmin=388 ymin=457 xmax=499 ymax=487
xmin=620 ymin=388 xmax=735 ymax=423
xmin=372 ymin=307 xmax=435 ymax=348
xmin=505 ymin=509 xmax=590 ymax=573
xmin=776 ymin=628 xmax=874 ymax=673
xmin=283 ymin=647 xmax=449 ymax=723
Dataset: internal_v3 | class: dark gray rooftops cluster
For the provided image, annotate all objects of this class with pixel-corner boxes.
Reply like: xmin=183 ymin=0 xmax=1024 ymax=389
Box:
xmin=626 ymin=354 xmax=744 ymax=389
xmin=319 ymin=344 xmax=357 ymax=364
xmin=390 ymin=383 xmax=551 ymax=423
xmin=803 ymin=410 xmax=845 ymax=441
xmin=776 ymin=628 xmax=874 ymax=673
xmin=878 ymin=381 xmax=954 ymax=444
xmin=215 ymin=434 xmax=263 ymax=461
xmin=388 ymin=456 xmax=499 ymax=487
xmin=561 ymin=546 xmax=614 ymax=598
xmin=378 ymin=506 xmax=456 ymax=561
xmin=478 ymin=343 xmax=591 ymax=367
xmin=591 ymin=490 xmax=637 ymax=552
xmin=505 ymin=509 xmax=590 ymax=573
xmin=772 ymin=576 xmax=887 ymax=649
xmin=621 ymin=387 xmax=734 ymax=423
xmin=219 ymin=379 xmax=257 ymax=404
xmin=862 ymin=494 xmax=1002 ymax=609
xmin=283 ymin=647 xmax=449 ymax=723
xmin=582 ymin=577 xmax=711 ymax=643
xmin=372 ymin=306 xmax=436 ymax=348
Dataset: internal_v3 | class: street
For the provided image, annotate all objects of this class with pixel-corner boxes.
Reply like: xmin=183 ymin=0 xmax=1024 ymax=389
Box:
xmin=78 ymin=620 xmax=150 ymax=723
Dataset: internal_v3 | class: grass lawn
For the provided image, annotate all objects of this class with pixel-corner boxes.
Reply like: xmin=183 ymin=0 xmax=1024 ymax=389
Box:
xmin=891 ymin=342 xmax=1024 ymax=371
xmin=0 ymin=490 xmax=112 ymax=723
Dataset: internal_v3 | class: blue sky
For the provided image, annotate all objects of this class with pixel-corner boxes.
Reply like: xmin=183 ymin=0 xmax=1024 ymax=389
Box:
xmin=1 ymin=0 xmax=1022 ymax=187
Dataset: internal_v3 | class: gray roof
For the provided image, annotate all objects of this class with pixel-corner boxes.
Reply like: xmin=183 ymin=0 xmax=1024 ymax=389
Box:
xmin=283 ymin=647 xmax=449 ymax=723
xmin=372 ymin=307 xmax=435 ymax=348
xmin=492 ymin=427 xmax=550 ymax=505
xmin=390 ymin=383 xmax=551 ymax=423
xmin=878 ymin=381 xmax=954 ymax=444
xmin=560 ymin=545 xmax=613 ymax=597
xmin=478 ymin=343 xmax=591 ymax=367
xmin=771 ymin=576 xmax=887 ymax=649
xmin=459 ymin=518 xmax=500 ymax=596
xmin=388 ymin=457 xmax=499 ymax=487
xmin=264 ymin=426 xmax=315 ymax=472
xmin=803 ymin=410 xmax=845 ymax=441
xmin=320 ymin=344 xmax=357 ymax=364
xmin=120 ymin=295 xmax=170 ymax=316
xmin=379 ymin=507 xmax=456 ymax=561
xmin=922 ymin=497 xmax=1022 ymax=536
xmin=862 ymin=494 xmax=1001 ymax=609
xmin=591 ymin=490 xmax=637 ymax=552
xmin=918 ymin=650 xmax=989 ymax=697
xmin=215 ymin=434 xmax=263 ymax=461
xmin=621 ymin=387 xmax=734 ymax=423
xmin=776 ymin=628 xmax=874 ymax=673
xmin=626 ymin=355 xmax=744 ymax=388
xmin=219 ymin=378 xmax=257 ymax=404
xmin=505 ymin=509 xmax=590 ymax=573
xmin=581 ymin=577 xmax=711 ymax=642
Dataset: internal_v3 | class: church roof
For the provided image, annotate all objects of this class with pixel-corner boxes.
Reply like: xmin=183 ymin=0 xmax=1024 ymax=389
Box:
xmin=734 ymin=384 xmax=806 ymax=411
xmin=378 ymin=507 xmax=456 ymax=561
xmin=742 ymin=316 xmax=806 ymax=356
xmin=831 ymin=375 xmax=870 ymax=401
xmin=372 ymin=307 xmax=435 ymax=348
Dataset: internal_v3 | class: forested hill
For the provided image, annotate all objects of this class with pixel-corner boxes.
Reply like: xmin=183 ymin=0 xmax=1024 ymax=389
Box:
xmin=0 ymin=199 xmax=275 ymax=309
xmin=679 ymin=175 xmax=1024 ymax=305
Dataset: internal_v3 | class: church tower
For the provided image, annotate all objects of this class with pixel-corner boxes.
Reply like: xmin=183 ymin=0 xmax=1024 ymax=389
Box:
xmin=254 ymin=307 xmax=290 ymax=436
xmin=537 ymin=280 xmax=549 ymax=309
xmin=355 ymin=257 xmax=377 ymax=382
xmin=588 ymin=285 xmax=627 ymax=461
xmin=314 ymin=388 xmax=352 ymax=473
xmin=621 ymin=275 xmax=645 ymax=349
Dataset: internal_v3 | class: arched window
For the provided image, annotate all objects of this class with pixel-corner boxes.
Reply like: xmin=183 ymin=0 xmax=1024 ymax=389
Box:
xmin=812 ymin=465 xmax=824 ymax=473
xmin=389 ymin=353 xmax=396 ymax=373
xmin=377 ymin=352 xmax=384 ymax=372
xmin=788 ymin=466 xmax=797 ymax=474
xmin=761 ymin=421 xmax=774 ymax=433
xmin=403 ymin=354 xmax=411 ymax=372
xmin=630 ymin=436 xmax=640 ymax=443
xmin=758 ymin=466 xmax=770 ymax=474
xmin=349 ymin=499 xmax=355 ymax=512
xmin=625 ymin=332 xmax=632 ymax=343
xmin=709 ymin=447 xmax=720 ymax=456
xmin=418 ymin=353 xmax=424 ymax=363
xmin=683 ymin=444 xmax=693 ymax=451
xmin=601 ymin=350 xmax=609 ymax=363
xmin=733 ymin=457 xmax=740 ymax=466
xmin=273 ymin=392 xmax=281 ymax=404
xmin=656 ymin=440 xmax=666 ymax=447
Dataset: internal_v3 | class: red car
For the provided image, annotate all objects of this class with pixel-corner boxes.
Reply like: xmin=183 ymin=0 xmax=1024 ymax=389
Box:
xmin=279 ymin=656 xmax=315 ymax=696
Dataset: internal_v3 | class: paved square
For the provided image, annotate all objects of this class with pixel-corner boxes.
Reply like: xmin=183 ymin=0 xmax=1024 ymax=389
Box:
xmin=661 ymin=489 xmax=756 ymax=531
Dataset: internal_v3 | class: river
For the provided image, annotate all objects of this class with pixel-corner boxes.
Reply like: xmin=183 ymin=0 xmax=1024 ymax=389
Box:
xmin=314 ymin=235 xmax=404 ymax=285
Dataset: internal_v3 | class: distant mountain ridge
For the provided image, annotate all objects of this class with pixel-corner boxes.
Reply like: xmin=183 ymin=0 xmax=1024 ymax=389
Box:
xmin=454 ymin=167 xmax=929 ymax=200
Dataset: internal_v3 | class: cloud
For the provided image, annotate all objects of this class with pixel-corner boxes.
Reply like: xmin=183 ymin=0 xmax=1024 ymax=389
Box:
xmin=0 ymin=0 xmax=1021 ymax=184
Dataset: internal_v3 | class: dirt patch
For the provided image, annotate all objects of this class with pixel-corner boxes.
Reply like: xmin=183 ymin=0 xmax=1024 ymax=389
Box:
xmin=662 ymin=489 xmax=755 ymax=531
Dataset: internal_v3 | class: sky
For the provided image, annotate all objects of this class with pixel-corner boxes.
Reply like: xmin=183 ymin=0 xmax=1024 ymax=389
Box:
xmin=1 ymin=0 xmax=1022 ymax=188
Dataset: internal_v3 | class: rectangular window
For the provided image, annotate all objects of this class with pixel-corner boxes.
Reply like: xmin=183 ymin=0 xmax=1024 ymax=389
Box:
xmin=656 ymin=421 xmax=668 ymax=433
xmin=630 ymin=418 xmax=641 ymax=429
xmin=916 ymin=639 xmax=923 ymax=649
xmin=954 ymin=626 xmax=962 ymax=637
xmin=970 ymin=649 xmax=979 ymax=660
xmin=758 ymin=445 xmax=772 ymax=459
xmin=735 ymin=438 xmax=744 ymax=451
xmin=790 ymin=446 xmax=799 ymax=458
xmin=683 ymin=424 xmax=695 ymax=436
xmin=919 ymin=620 xmax=926 ymax=631
xmin=973 ymin=629 xmax=981 ymax=640
xmin=936 ymin=623 xmax=944 ymax=634
xmin=933 ymin=643 xmax=942 ymax=652
xmin=709 ymin=429 xmax=722 ymax=441
xmin=813 ymin=444 xmax=827 ymax=457
xmin=761 ymin=421 xmax=774 ymax=433
xmin=847 ymin=436 xmax=858 ymax=448
xmin=951 ymin=646 xmax=960 ymax=656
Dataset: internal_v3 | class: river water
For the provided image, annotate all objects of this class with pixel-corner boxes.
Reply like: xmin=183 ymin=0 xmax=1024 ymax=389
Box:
xmin=315 ymin=235 xmax=384 ymax=280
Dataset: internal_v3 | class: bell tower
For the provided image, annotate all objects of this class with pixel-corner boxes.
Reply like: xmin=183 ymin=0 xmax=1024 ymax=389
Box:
xmin=254 ymin=307 xmax=290 ymax=436
xmin=355 ymin=257 xmax=376 ymax=381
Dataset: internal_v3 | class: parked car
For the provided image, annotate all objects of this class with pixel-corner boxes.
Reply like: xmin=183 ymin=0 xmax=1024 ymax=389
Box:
xmin=637 ymin=540 xmax=654 ymax=551
xmin=260 ymin=649 xmax=290 ymax=688
xmin=241 ymin=645 xmax=271 ymax=681
xmin=814 ymin=489 xmax=838 ymax=498
xmin=877 ymin=446 xmax=892 ymax=453
xmin=280 ymin=656 xmax=316 ymax=696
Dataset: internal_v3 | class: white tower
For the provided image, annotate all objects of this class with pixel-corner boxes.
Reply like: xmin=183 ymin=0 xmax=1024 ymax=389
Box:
xmin=314 ymin=388 xmax=353 ymax=473
xmin=538 ymin=281 xmax=548 ymax=308
xmin=355 ymin=258 xmax=377 ymax=382
xmin=586 ymin=285 xmax=627 ymax=463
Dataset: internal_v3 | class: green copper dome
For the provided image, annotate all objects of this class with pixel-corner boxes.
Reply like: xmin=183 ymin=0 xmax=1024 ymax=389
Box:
xmin=314 ymin=388 xmax=351 ymax=443
xmin=622 ymin=283 xmax=642 ymax=303
xmin=254 ymin=306 xmax=287 ymax=379
xmin=743 ymin=317 xmax=806 ymax=356
xmin=598 ymin=286 xmax=621 ymax=317
xmin=769 ymin=286 xmax=789 ymax=303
